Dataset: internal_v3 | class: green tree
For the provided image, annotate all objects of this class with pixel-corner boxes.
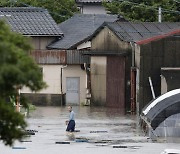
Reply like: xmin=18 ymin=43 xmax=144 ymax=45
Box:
xmin=0 ymin=20 xmax=46 ymax=146
xmin=0 ymin=0 xmax=78 ymax=23
xmin=103 ymin=0 xmax=180 ymax=22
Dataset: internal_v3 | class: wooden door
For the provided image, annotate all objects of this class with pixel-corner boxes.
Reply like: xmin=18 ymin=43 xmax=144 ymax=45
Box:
xmin=106 ymin=56 xmax=125 ymax=108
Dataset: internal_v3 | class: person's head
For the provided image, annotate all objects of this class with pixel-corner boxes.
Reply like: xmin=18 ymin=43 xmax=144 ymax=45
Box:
xmin=68 ymin=106 xmax=72 ymax=112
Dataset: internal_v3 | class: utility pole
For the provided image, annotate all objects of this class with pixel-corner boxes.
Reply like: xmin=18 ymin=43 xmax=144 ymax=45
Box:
xmin=158 ymin=7 xmax=162 ymax=23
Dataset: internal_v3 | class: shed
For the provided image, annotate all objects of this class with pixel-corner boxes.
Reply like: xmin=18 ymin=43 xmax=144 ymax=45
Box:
xmin=87 ymin=21 xmax=180 ymax=112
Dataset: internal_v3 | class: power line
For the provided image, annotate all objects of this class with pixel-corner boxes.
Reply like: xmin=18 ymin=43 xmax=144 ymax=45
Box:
xmin=116 ymin=0 xmax=180 ymax=15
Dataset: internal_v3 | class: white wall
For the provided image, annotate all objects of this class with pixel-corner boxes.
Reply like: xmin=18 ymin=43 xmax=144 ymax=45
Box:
xmin=82 ymin=5 xmax=106 ymax=14
xmin=77 ymin=41 xmax=91 ymax=50
xmin=31 ymin=37 xmax=56 ymax=50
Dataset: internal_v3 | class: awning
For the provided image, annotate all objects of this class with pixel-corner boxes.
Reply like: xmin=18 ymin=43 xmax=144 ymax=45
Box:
xmin=141 ymin=89 xmax=180 ymax=130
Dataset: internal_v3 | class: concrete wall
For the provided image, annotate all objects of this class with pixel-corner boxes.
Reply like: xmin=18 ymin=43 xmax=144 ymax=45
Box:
xmin=81 ymin=5 xmax=106 ymax=14
xmin=135 ymin=36 xmax=180 ymax=112
xmin=91 ymin=56 xmax=107 ymax=105
xmin=31 ymin=37 xmax=56 ymax=50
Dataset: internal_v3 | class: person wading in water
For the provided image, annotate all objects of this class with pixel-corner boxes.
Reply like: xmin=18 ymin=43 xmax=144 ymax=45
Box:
xmin=66 ymin=106 xmax=75 ymax=132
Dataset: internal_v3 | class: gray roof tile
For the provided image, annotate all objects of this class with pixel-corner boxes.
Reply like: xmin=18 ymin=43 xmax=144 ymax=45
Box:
xmin=0 ymin=7 xmax=63 ymax=36
xmin=105 ymin=22 xmax=180 ymax=42
xmin=48 ymin=14 xmax=118 ymax=49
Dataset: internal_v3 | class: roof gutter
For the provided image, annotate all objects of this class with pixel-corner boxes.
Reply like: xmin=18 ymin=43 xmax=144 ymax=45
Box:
xmin=136 ymin=29 xmax=180 ymax=45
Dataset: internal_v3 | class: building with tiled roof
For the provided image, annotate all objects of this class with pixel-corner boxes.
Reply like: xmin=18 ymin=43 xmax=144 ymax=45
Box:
xmin=0 ymin=7 xmax=90 ymax=106
xmin=0 ymin=7 xmax=63 ymax=36
xmin=75 ymin=0 xmax=111 ymax=14
xmin=48 ymin=14 xmax=119 ymax=50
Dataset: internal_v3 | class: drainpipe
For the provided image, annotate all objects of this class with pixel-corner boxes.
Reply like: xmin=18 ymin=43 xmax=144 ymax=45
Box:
xmin=130 ymin=42 xmax=136 ymax=114
xmin=60 ymin=65 xmax=67 ymax=106
xmin=84 ymin=62 xmax=91 ymax=105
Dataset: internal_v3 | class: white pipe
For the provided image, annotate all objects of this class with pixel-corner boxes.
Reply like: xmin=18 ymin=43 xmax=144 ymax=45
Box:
xmin=148 ymin=77 xmax=156 ymax=99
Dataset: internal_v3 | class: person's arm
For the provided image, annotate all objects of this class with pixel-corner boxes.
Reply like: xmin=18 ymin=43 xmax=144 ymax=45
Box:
xmin=65 ymin=120 xmax=69 ymax=125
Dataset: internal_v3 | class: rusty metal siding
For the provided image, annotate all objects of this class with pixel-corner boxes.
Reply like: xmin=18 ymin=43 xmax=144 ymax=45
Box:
xmin=106 ymin=56 xmax=125 ymax=109
xmin=30 ymin=50 xmax=89 ymax=65
xmin=67 ymin=50 xmax=90 ymax=64
xmin=30 ymin=50 xmax=66 ymax=64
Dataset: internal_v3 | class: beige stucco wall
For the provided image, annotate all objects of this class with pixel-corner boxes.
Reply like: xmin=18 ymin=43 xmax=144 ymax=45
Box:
xmin=22 ymin=65 xmax=87 ymax=104
xmin=22 ymin=65 xmax=61 ymax=94
xmin=63 ymin=65 xmax=87 ymax=104
xmin=91 ymin=56 xmax=107 ymax=105
xmin=31 ymin=37 xmax=56 ymax=50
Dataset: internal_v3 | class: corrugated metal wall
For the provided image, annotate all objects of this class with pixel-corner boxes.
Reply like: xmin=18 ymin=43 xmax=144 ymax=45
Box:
xmin=137 ymin=36 xmax=180 ymax=112
xmin=30 ymin=50 xmax=66 ymax=64
xmin=106 ymin=56 xmax=125 ymax=109
xmin=66 ymin=50 xmax=90 ymax=64
xmin=30 ymin=50 xmax=90 ymax=65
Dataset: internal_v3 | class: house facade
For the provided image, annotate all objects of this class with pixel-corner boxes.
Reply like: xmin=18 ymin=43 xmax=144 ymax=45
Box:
xmin=47 ymin=14 xmax=118 ymax=105
xmin=75 ymin=0 xmax=110 ymax=14
xmin=0 ymin=7 xmax=89 ymax=106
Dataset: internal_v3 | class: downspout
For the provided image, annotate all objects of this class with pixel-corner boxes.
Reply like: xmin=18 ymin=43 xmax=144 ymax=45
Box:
xmin=130 ymin=42 xmax=136 ymax=114
xmin=60 ymin=65 xmax=67 ymax=106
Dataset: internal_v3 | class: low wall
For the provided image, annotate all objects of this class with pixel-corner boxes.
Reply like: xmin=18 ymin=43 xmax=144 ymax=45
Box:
xmin=22 ymin=93 xmax=66 ymax=106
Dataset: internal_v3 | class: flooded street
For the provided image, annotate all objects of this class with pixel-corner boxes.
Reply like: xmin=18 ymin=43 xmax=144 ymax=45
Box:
xmin=1 ymin=106 xmax=180 ymax=154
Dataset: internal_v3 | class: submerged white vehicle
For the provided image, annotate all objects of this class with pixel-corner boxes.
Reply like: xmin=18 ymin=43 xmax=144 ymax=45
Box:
xmin=161 ymin=149 xmax=180 ymax=154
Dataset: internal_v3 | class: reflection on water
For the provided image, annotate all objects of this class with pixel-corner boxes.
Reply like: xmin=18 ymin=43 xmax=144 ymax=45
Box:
xmin=150 ymin=113 xmax=180 ymax=143
xmin=27 ymin=106 xmax=143 ymax=144
xmin=66 ymin=132 xmax=75 ymax=141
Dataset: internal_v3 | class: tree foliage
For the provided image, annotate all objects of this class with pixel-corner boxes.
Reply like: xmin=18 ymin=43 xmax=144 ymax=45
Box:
xmin=0 ymin=20 xmax=46 ymax=146
xmin=0 ymin=0 xmax=78 ymax=23
xmin=103 ymin=0 xmax=180 ymax=22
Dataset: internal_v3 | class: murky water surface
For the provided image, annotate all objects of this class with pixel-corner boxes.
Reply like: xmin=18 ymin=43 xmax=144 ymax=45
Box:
xmin=0 ymin=106 xmax=180 ymax=154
